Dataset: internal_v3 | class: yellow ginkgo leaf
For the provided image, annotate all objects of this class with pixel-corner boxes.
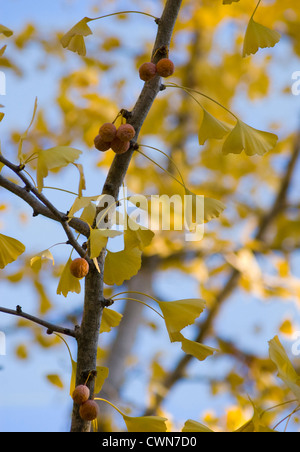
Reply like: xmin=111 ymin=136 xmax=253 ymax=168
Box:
xmin=68 ymin=195 xmax=99 ymax=220
xmin=0 ymin=24 xmax=13 ymax=37
xmin=0 ymin=233 xmax=26 ymax=269
xmin=0 ymin=45 xmax=6 ymax=57
xmin=122 ymin=414 xmax=168 ymax=433
xmin=56 ymin=258 xmax=81 ymax=298
xmin=0 ymin=112 xmax=4 ymax=122
xmin=46 ymin=374 xmax=64 ymax=390
xmin=104 ymin=247 xmax=142 ymax=286
xmin=89 ymin=228 xmax=122 ymax=259
xmin=157 ymin=299 xmax=206 ymax=342
xmin=179 ymin=335 xmax=218 ymax=362
xmin=198 ymin=109 xmax=232 ymax=145
xmin=269 ymin=336 xmax=300 ymax=402
xmin=94 ymin=366 xmax=109 ymax=394
xmin=60 ymin=17 xmax=92 ymax=56
xmin=73 ymin=163 xmax=86 ymax=198
xmin=243 ymin=18 xmax=281 ymax=58
xmin=184 ymin=189 xmax=226 ymax=231
xmin=100 ymin=308 xmax=123 ymax=334
xmin=37 ymin=146 xmax=82 ymax=192
xmin=222 ymin=120 xmax=278 ymax=156
xmin=125 ymin=218 xmax=155 ymax=251
xmin=80 ymin=202 xmax=97 ymax=226
xmin=30 ymin=249 xmax=55 ymax=272
xmin=182 ymin=419 xmax=214 ymax=432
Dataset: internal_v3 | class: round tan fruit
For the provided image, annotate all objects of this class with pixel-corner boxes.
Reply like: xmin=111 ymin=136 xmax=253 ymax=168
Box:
xmin=156 ymin=58 xmax=175 ymax=78
xmin=79 ymin=400 xmax=100 ymax=421
xmin=116 ymin=124 xmax=136 ymax=142
xmin=139 ymin=62 xmax=157 ymax=82
xmin=72 ymin=385 xmax=90 ymax=405
xmin=99 ymin=123 xmax=117 ymax=142
xmin=94 ymin=135 xmax=112 ymax=153
xmin=70 ymin=258 xmax=89 ymax=279
xmin=111 ymin=137 xmax=130 ymax=155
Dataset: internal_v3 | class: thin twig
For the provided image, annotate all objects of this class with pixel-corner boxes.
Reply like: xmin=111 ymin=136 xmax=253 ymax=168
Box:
xmin=0 ymin=305 xmax=77 ymax=338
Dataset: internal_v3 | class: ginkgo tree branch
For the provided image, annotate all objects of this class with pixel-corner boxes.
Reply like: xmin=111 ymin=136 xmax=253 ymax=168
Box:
xmin=0 ymin=155 xmax=89 ymax=257
xmin=70 ymin=0 xmax=183 ymax=433
xmin=145 ymin=129 xmax=300 ymax=416
xmin=0 ymin=305 xmax=77 ymax=338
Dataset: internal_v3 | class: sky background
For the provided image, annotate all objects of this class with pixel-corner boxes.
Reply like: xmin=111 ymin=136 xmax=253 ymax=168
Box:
xmin=1 ymin=0 xmax=300 ymax=432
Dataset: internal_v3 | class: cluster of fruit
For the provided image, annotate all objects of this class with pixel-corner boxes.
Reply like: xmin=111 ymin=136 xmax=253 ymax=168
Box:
xmin=72 ymin=385 xmax=99 ymax=422
xmin=139 ymin=57 xmax=175 ymax=82
xmin=94 ymin=123 xmax=136 ymax=155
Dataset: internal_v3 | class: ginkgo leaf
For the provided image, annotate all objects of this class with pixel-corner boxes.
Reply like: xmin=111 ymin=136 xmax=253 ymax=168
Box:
xmin=125 ymin=218 xmax=155 ymax=251
xmin=47 ymin=374 xmax=64 ymax=390
xmin=122 ymin=414 xmax=168 ymax=433
xmin=94 ymin=366 xmax=109 ymax=394
xmin=80 ymin=202 xmax=97 ymax=226
xmin=179 ymin=335 xmax=218 ymax=362
xmin=184 ymin=189 xmax=226 ymax=229
xmin=60 ymin=17 xmax=92 ymax=56
xmin=182 ymin=419 xmax=214 ymax=432
xmin=0 ymin=24 xmax=13 ymax=37
xmin=222 ymin=120 xmax=278 ymax=156
xmin=18 ymin=97 xmax=38 ymax=164
xmin=198 ymin=109 xmax=231 ymax=145
xmin=57 ymin=258 xmax=81 ymax=298
xmin=223 ymin=0 xmax=239 ymax=3
xmin=30 ymin=249 xmax=55 ymax=271
xmin=0 ymin=112 xmax=4 ymax=122
xmin=73 ymin=163 xmax=86 ymax=198
xmin=37 ymin=146 xmax=82 ymax=192
xmin=89 ymin=228 xmax=122 ymax=259
xmin=269 ymin=336 xmax=300 ymax=402
xmin=0 ymin=45 xmax=6 ymax=57
xmin=243 ymin=18 xmax=281 ymax=58
xmin=100 ymin=308 xmax=123 ymax=334
xmin=157 ymin=299 xmax=206 ymax=342
xmin=104 ymin=247 xmax=142 ymax=286
xmin=68 ymin=195 xmax=99 ymax=220
xmin=0 ymin=233 xmax=26 ymax=269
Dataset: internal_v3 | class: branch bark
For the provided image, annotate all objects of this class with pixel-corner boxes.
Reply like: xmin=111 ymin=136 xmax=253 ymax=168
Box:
xmin=70 ymin=0 xmax=183 ymax=432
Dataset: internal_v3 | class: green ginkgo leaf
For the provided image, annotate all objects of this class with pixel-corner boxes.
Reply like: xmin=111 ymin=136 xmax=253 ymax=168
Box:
xmin=60 ymin=17 xmax=93 ymax=56
xmin=198 ymin=109 xmax=232 ymax=145
xmin=0 ymin=24 xmax=13 ymax=37
xmin=157 ymin=299 xmax=206 ymax=342
xmin=100 ymin=308 xmax=123 ymax=334
xmin=0 ymin=233 xmax=26 ymax=269
xmin=182 ymin=419 xmax=214 ymax=432
xmin=104 ymin=247 xmax=142 ymax=286
xmin=37 ymin=146 xmax=82 ymax=192
xmin=222 ymin=120 xmax=278 ymax=156
xmin=122 ymin=414 xmax=168 ymax=433
xmin=56 ymin=258 xmax=81 ymax=298
xmin=243 ymin=18 xmax=281 ymax=58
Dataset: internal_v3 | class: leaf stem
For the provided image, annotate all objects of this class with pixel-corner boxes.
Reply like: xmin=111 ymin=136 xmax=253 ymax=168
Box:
xmin=94 ymin=398 xmax=125 ymax=417
xmin=113 ymin=297 xmax=164 ymax=319
xmin=89 ymin=11 xmax=159 ymax=23
xmin=251 ymin=0 xmax=263 ymax=19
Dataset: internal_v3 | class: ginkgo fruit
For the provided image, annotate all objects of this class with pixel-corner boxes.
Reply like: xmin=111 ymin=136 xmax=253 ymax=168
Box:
xmin=94 ymin=135 xmax=112 ymax=153
xmin=72 ymin=385 xmax=90 ymax=405
xmin=99 ymin=123 xmax=117 ymax=142
xmin=116 ymin=124 xmax=136 ymax=142
xmin=156 ymin=58 xmax=175 ymax=78
xmin=79 ymin=400 xmax=100 ymax=421
xmin=139 ymin=62 xmax=157 ymax=81
xmin=70 ymin=258 xmax=89 ymax=279
xmin=111 ymin=137 xmax=130 ymax=155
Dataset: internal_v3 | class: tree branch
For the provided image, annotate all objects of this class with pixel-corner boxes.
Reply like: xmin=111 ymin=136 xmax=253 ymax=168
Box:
xmin=0 ymin=305 xmax=77 ymax=338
